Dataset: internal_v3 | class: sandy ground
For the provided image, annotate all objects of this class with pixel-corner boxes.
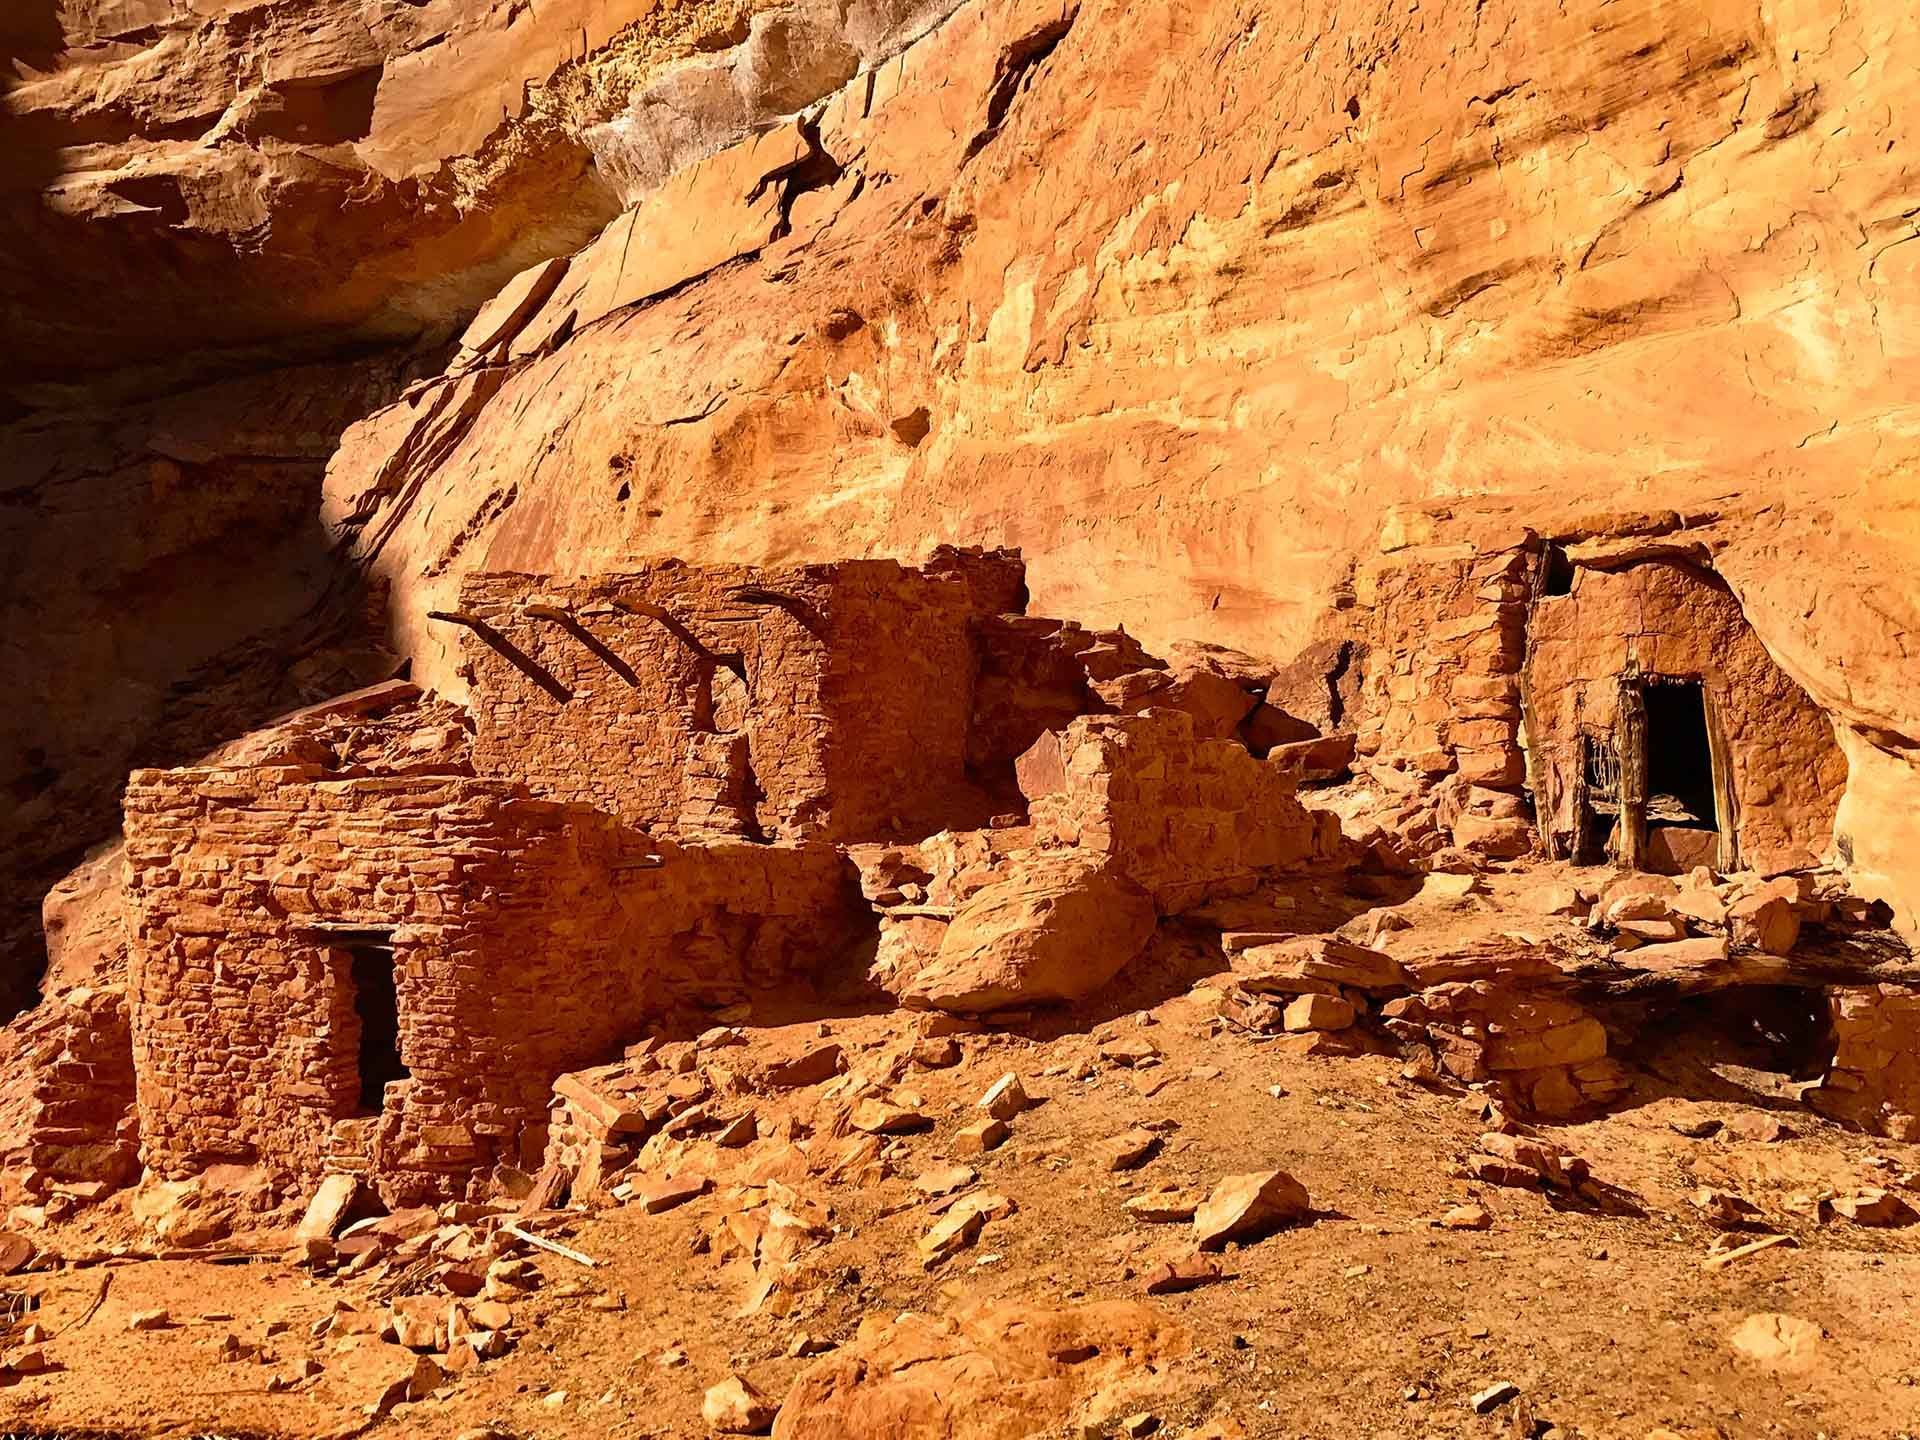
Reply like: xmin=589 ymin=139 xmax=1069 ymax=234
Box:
xmin=3 ymin=881 xmax=1918 ymax=1440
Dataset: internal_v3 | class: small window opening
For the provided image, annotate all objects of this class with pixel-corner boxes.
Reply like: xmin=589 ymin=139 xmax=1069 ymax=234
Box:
xmin=1542 ymin=544 xmax=1575 ymax=597
xmin=346 ymin=942 xmax=408 ymax=1115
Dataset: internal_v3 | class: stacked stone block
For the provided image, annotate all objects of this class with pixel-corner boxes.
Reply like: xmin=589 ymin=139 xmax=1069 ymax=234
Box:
xmin=1023 ymin=709 xmax=1340 ymax=913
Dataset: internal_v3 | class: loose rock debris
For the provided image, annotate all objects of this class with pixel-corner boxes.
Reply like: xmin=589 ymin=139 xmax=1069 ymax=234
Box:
xmin=0 ymin=551 xmax=1911 ymax=1440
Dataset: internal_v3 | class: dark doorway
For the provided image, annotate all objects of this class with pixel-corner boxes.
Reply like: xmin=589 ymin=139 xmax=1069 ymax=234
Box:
xmin=1542 ymin=543 xmax=1575 ymax=597
xmin=347 ymin=943 xmax=408 ymax=1114
xmin=1644 ymin=680 xmax=1718 ymax=828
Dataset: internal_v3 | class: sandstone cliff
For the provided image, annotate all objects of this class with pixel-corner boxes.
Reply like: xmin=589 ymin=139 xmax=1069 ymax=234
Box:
xmin=4 ymin=0 xmax=1920 ymax=1008
xmin=319 ymin=0 xmax=1920 ymax=933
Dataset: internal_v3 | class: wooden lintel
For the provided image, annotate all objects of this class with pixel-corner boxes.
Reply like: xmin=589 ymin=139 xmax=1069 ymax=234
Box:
xmin=723 ymin=585 xmax=825 ymax=635
xmin=612 ymin=595 xmax=716 ymax=660
xmin=431 ymin=610 xmax=572 ymax=703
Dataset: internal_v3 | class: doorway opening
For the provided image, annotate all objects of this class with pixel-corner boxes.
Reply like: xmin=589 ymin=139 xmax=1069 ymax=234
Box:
xmin=345 ymin=941 xmax=408 ymax=1115
xmin=1542 ymin=543 xmax=1575 ymax=597
xmin=1642 ymin=678 xmax=1720 ymax=872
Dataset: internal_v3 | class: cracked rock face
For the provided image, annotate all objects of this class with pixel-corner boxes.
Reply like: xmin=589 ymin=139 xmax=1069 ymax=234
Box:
xmin=316 ymin=0 xmax=1920 ymax=932
xmin=4 ymin=0 xmax=1920 ymax=1014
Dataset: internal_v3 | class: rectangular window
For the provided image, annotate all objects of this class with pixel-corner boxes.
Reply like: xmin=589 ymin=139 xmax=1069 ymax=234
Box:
xmin=342 ymin=941 xmax=409 ymax=1115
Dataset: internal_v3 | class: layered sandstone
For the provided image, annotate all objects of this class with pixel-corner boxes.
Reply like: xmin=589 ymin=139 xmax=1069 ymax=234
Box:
xmin=3 ymin=0 xmax=1918 ymax=1018
xmin=290 ymin=0 xmax=1920 ymax=935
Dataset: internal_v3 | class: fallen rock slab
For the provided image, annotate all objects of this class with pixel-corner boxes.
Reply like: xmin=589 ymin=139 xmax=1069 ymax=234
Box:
xmin=297 ymin=1174 xmax=361 ymax=1241
xmin=1194 ymin=1171 xmax=1310 ymax=1250
xmin=886 ymin=856 xmax=1157 ymax=1014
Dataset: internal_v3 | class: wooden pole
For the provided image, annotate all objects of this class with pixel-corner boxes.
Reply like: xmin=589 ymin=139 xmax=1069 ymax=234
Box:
xmin=1702 ymin=684 xmax=1740 ymax=873
xmin=1616 ymin=670 xmax=1647 ymax=872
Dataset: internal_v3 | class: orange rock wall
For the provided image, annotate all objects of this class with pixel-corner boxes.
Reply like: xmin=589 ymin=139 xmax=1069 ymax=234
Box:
xmin=310 ymin=0 xmax=1920 ymax=935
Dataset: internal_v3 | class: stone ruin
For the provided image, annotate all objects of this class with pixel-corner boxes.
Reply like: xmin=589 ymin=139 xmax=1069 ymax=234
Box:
xmin=14 ymin=547 xmax=1341 ymax=1214
xmin=3 ymin=531 xmax=1915 ymax=1229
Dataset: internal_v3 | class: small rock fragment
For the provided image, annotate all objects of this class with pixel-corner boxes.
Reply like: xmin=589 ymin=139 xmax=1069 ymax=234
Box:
xmin=851 ymin=1099 xmax=931 ymax=1135
xmin=1100 ymin=1037 xmax=1162 ymax=1068
xmin=951 ymin=1117 xmax=1010 ymax=1155
xmin=636 ymin=1173 xmax=712 ymax=1213
xmin=1722 ymin=1112 xmax=1790 ymax=1144
xmin=765 ymin=1044 xmax=844 ymax=1089
xmin=703 ymin=1373 xmax=778 ymax=1434
xmin=913 ymin=1164 xmax=978 ymax=1198
xmin=1470 ymin=1381 xmax=1519 ymax=1413
xmin=1691 ymin=1186 xmax=1764 ymax=1229
xmin=1098 ymin=1129 xmax=1163 ymax=1172
xmin=1143 ymin=1252 xmax=1224 ymax=1294
xmin=979 ymin=1073 xmax=1033 ymax=1121
xmin=1124 ymin=1188 xmax=1200 ymax=1223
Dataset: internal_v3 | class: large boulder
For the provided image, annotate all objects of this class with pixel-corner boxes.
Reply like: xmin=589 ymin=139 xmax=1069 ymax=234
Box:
xmin=881 ymin=855 xmax=1156 ymax=1014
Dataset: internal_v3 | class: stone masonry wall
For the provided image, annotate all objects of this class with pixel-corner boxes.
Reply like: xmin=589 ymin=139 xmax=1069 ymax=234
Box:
xmin=123 ymin=764 xmax=855 ymax=1203
xmin=1810 ymin=985 xmax=1920 ymax=1142
xmin=1346 ymin=542 xmax=1532 ymax=793
xmin=1525 ymin=559 xmax=1846 ymax=874
xmin=454 ymin=552 xmax=1022 ymax=842
xmin=0 ymin=984 xmax=137 ymax=1206
xmin=1021 ymin=710 xmax=1340 ymax=913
